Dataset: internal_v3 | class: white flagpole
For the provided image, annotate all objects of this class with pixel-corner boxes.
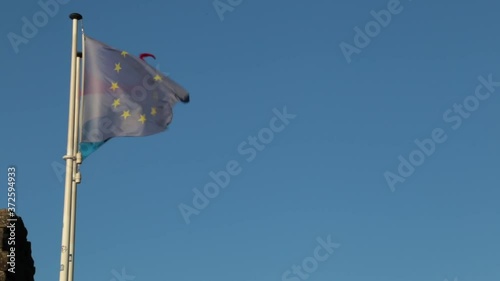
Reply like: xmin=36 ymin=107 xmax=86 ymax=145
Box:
xmin=68 ymin=51 xmax=82 ymax=281
xmin=59 ymin=12 xmax=82 ymax=281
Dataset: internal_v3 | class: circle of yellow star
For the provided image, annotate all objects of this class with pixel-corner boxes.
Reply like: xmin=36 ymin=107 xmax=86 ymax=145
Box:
xmin=154 ymin=74 xmax=162 ymax=82
xmin=114 ymin=63 xmax=122 ymax=73
xmin=138 ymin=114 xmax=147 ymax=124
xmin=121 ymin=51 xmax=128 ymax=57
xmin=121 ymin=110 xmax=131 ymax=120
xmin=151 ymin=107 xmax=157 ymax=116
xmin=110 ymin=82 xmax=119 ymax=91
xmin=112 ymin=98 xmax=120 ymax=108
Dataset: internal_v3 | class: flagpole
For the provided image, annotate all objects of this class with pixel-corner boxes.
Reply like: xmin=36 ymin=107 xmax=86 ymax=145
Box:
xmin=68 ymin=51 xmax=83 ymax=281
xmin=59 ymin=12 xmax=82 ymax=281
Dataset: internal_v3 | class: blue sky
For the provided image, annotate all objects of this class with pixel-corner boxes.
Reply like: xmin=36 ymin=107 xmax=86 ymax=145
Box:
xmin=1 ymin=0 xmax=500 ymax=280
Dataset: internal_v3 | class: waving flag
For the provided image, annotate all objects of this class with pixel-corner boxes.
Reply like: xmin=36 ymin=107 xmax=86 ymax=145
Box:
xmin=79 ymin=35 xmax=189 ymax=159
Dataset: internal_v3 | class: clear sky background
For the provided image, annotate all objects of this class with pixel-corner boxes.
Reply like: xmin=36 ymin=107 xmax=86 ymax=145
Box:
xmin=1 ymin=0 xmax=500 ymax=280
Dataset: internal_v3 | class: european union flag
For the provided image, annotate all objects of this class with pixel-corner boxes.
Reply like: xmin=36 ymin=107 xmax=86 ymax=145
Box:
xmin=79 ymin=35 xmax=189 ymax=159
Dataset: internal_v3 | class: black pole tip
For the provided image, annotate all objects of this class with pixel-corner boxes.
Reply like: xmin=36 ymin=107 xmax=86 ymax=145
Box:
xmin=69 ymin=13 xmax=83 ymax=20
xmin=77 ymin=52 xmax=83 ymax=58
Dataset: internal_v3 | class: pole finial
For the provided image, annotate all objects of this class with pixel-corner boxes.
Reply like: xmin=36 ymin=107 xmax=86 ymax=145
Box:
xmin=69 ymin=13 xmax=83 ymax=20
xmin=77 ymin=52 xmax=82 ymax=58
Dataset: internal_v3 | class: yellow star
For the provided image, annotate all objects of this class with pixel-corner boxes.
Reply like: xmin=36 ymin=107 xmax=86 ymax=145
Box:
xmin=112 ymin=98 xmax=120 ymax=108
xmin=110 ymin=82 xmax=119 ymax=91
xmin=151 ymin=107 xmax=157 ymax=116
xmin=121 ymin=51 xmax=128 ymax=57
xmin=138 ymin=114 xmax=147 ymax=124
xmin=154 ymin=74 xmax=162 ymax=82
xmin=114 ymin=63 xmax=122 ymax=73
xmin=121 ymin=110 xmax=131 ymax=120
